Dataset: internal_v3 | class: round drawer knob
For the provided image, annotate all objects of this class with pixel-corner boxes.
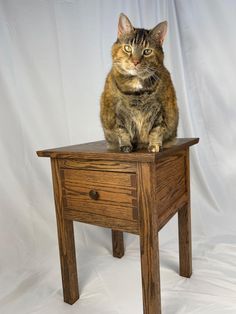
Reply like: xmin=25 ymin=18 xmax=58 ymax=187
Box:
xmin=89 ymin=189 xmax=99 ymax=200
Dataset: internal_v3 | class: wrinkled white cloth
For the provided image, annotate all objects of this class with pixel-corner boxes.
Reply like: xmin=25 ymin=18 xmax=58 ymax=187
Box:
xmin=0 ymin=1 xmax=236 ymax=313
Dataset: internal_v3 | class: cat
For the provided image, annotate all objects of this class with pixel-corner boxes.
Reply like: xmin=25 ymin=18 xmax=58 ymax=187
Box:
xmin=100 ymin=13 xmax=178 ymax=153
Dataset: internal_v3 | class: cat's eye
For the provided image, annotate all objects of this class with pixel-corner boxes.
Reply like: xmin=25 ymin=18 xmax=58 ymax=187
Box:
xmin=143 ymin=48 xmax=153 ymax=56
xmin=123 ymin=44 xmax=132 ymax=53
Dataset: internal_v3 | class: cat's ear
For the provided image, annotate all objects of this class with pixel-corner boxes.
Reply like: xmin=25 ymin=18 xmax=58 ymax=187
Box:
xmin=118 ymin=13 xmax=134 ymax=38
xmin=150 ymin=21 xmax=168 ymax=45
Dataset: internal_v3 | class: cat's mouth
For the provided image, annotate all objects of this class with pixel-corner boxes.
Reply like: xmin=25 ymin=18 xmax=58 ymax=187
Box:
xmin=114 ymin=64 xmax=139 ymax=76
xmin=122 ymin=65 xmax=148 ymax=76
xmin=132 ymin=67 xmax=156 ymax=79
xmin=126 ymin=68 xmax=138 ymax=75
xmin=114 ymin=62 xmax=156 ymax=79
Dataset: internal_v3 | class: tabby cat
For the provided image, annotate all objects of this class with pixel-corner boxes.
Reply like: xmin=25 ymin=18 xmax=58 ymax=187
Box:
xmin=100 ymin=13 xmax=178 ymax=152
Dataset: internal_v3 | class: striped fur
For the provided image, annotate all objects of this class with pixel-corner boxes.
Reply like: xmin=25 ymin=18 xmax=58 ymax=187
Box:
xmin=100 ymin=15 xmax=178 ymax=152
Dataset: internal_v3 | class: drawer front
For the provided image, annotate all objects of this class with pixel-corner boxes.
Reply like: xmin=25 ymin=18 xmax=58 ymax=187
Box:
xmin=58 ymin=159 xmax=136 ymax=173
xmin=61 ymin=169 xmax=138 ymax=221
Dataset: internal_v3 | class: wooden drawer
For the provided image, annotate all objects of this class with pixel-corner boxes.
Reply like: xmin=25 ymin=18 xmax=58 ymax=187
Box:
xmin=61 ymin=169 xmax=138 ymax=221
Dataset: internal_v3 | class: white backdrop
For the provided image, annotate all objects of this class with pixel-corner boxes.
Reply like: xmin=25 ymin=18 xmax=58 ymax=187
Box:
xmin=1 ymin=1 xmax=236 ymax=313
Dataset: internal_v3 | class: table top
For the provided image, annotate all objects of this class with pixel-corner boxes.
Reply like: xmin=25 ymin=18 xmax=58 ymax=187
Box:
xmin=37 ymin=138 xmax=199 ymax=162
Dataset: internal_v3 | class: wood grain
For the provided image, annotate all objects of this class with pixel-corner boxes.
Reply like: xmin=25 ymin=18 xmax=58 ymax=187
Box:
xmin=37 ymin=138 xmax=199 ymax=162
xmin=50 ymin=159 xmax=79 ymax=304
xmin=156 ymin=150 xmax=186 ymax=216
xmin=37 ymin=138 xmax=199 ymax=312
xmin=178 ymin=148 xmax=192 ymax=278
xmin=61 ymin=169 xmax=138 ymax=221
xmin=62 ymin=168 xmax=136 ymax=188
xmin=137 ymin=162 xmax=161 ymax=314
xmin=112 ymin=230 xmax=125 ymax=258
xmin=64 ymin=209 xmax=140 ymax=234
xmin=59 ymin=159 xmax=136 ymax=173
xmin=158 ymin=193 xmax=188 ymax=231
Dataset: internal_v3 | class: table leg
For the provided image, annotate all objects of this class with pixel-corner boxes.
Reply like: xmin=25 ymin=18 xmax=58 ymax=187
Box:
xmin=57 ymin=220 xmax=80 ymax=304
xmin=112 ymin=230 xmax=124 ymax=258
xmin=138 ymin=162 xmax=161 ymax=314
xmin=51 ymin=159 xmax=79 ymax=304
xmin=178 ymin=203 xmax=192 ymax=278
xmin=178 ymin=149 xmax=192 ymax=278
xmin=140 ymin=231 xmax=161 ymax=314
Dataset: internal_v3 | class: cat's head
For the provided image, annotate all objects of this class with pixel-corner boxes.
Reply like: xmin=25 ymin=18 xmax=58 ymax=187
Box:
xmin=112 ymin=13 xmax=167 ymax=78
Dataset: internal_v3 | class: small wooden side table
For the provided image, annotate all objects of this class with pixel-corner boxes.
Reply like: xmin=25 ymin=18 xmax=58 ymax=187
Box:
xmin=37 ymin=138 xmax=199 ymax=314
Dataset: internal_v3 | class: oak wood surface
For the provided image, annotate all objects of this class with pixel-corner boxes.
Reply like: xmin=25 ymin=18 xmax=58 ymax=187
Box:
xmin=37 ymin=138 xmax=199 ymax=162
xmin=156 ymin=150 xmax=186 ymax=217
xmin=158 ymin=193 xmax=188 ymax=231
xmin=178 ymin=148 xmax=192 ymax=277
xmin=58 ymin=159 xmax=137 ymax=173
xmin=37 ymin=137 xmax=199 ymax=313
xmin=64 ymin=209 xmax=140 ymax=234
xmin=112 ymin=230 xmax=125 ymax=258
xmin=137 ymin=162 xmax=161 ymax=314
xmin=61 ymin=168 xmax=138 ymax=221
xmin=51 ymin=159 xmax=79 ymax=304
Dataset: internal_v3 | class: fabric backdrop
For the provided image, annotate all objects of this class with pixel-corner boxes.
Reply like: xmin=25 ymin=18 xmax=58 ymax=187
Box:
xmin=0 ymin=0 xmax=236 ymax=313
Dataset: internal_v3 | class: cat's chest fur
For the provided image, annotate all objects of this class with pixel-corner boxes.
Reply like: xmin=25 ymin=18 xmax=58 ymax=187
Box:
xmin=121 ymin=76 xmax=144 ymax=92
xmin=117 ymin=99 xmax=161 ymax=144
xmin=130 ymin=78 xmax=143 ymax=90
xmin=131 ymin=104 xmax=160 ymax=140
xmin=131 ymin=109 xmax=146 ymax=139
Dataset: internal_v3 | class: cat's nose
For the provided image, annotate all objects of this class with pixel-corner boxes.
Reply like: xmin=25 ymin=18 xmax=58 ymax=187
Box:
xmin=132 ymin=59 xmax=141 ymax=66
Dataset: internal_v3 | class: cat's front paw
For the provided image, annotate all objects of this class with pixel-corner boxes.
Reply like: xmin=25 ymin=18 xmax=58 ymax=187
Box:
xmin=120 ymin=145 xmax=133 ymax=153
xmin=148 ymin=144 xmax=161 ymax=153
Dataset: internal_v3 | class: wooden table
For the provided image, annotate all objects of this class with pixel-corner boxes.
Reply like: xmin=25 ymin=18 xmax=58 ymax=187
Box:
xmin=37 ymin=138 xmax=199 ymax=314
